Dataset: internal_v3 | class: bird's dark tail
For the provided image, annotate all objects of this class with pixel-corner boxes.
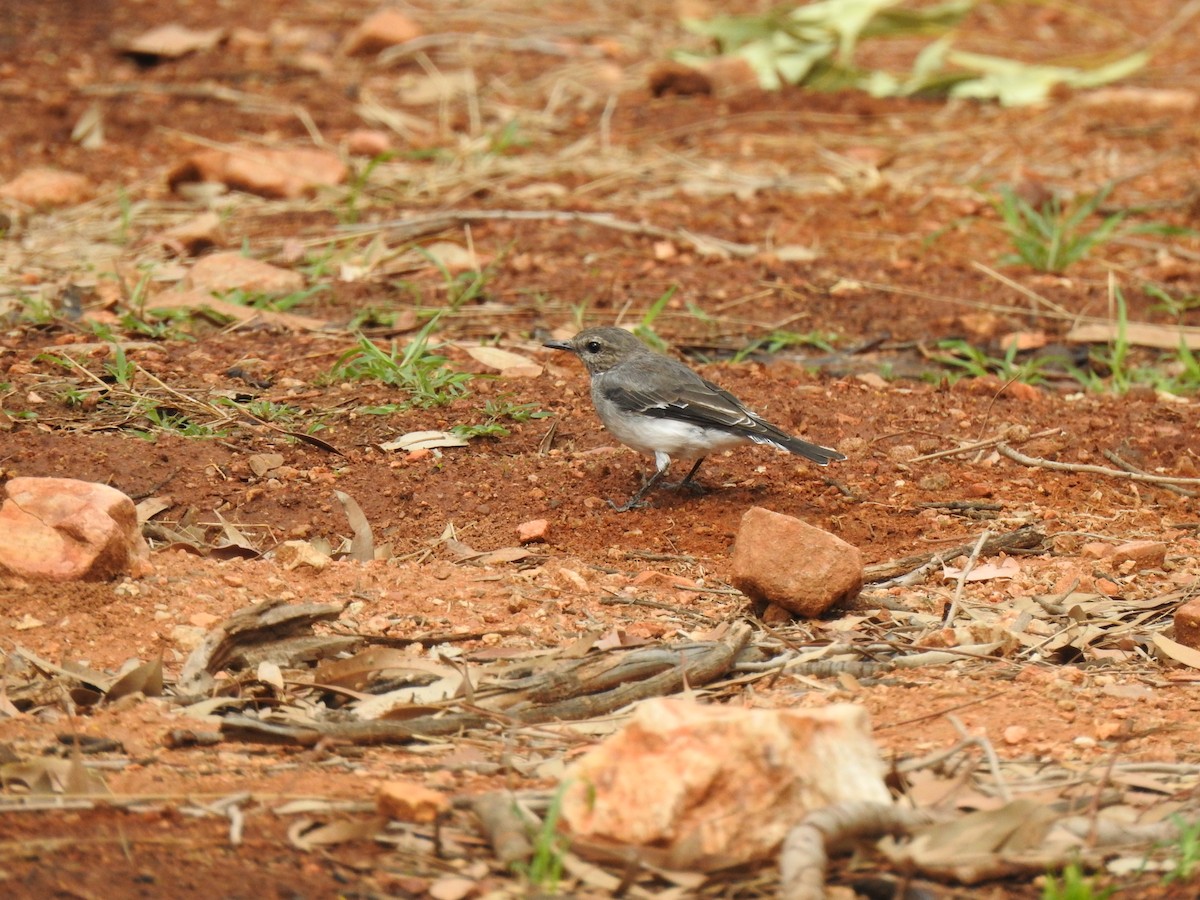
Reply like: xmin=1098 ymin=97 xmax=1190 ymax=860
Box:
xmin=749 ymin=432 xmax=846 ymax=465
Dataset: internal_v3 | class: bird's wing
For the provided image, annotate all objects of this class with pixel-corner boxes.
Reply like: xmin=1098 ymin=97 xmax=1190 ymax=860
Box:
xmin=600 ymin=374 xmax=845 ymax=465
xmin=600 ymin=376 xmax=762 ymax=431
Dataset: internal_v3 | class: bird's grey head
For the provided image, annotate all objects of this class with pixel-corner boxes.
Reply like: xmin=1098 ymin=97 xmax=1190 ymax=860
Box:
xmin=543 ymin=327 xmax=649 ymax=376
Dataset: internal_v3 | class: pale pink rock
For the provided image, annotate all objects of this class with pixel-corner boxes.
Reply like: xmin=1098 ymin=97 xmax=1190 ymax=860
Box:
xmin=0 ymin=477 xmax=152 ymax=582
xmin=169 ymin=147 xmax=346 ymax=199
xmin=186 ymin=252 xmax=304 ymax=295
xmin=376 ymin=780 xmax=449 ymax=823
xmin=560 ymin=698 xmax=890 ymax=869
xmin=0 ymin=168 xmax=93 ymax=207
xmin=1110 ymin=540 xmax=1167 ymax=572
xmin=156 ymin=211 xmax=223 ymax=255
xmin=345 ymin=129 xmax=392 ymax=157
xmin=342 ymin=9 xmax=423 ymax=56
xmin=517 ymin=518 xmax=549 ymax=544
xmin=1080 ymin=541 xmax=1113 ymax=559
xmin=731 ymin=506 xmax=863 ymax=617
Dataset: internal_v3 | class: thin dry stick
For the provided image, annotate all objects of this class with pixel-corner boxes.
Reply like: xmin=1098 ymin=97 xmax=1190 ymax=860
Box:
xmin=997 ymin=443 xmax=1200 ymax=486
xmin=1102 ymin=450 xmax=1198 ymax=498
xmin=971 ymin=261 xmax=1077 ymax=322
xmin=941 ymin=528 xmax=991 ymax=626
xmin=340 ymin=209 xmax=760 ymax=258
xmin=909 ymin=427 xmax=1060 ymax=463
xmin=946 ymin=714 xmax=1011 ymax=803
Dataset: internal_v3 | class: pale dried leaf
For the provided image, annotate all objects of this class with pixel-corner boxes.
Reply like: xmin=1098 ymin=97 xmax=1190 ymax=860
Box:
xmin=462 ymin=345 xmax=541 ymax=375
xmin=1152 ymin=633 xmax=1200 ymax=669
xmin=119 ymin=24 xmax=224 ymax=58
xmin=314 ymin=648 xmax=421 ymax=689
xmin=135 ymin=496 xmax=172 ymax=524
xmin=248 ymin=453 xmax=284 ymax=477
xmin=335 ymin=490 xmax=375 ymax=561
xmin=71 ymin=104 xmax=104 ymax=149
xmin=1067 ymin=321 xmax=1200 ymax=351
xmin=475 ymin=546 xmax=533 ymax=566
xmin=943 ymin=558 xmax=1020 ymax=581
xmin=287 ymin=816 xmax=384 ymax=851
xmin=256 ymin=660 xmax=285 ymax=690
xmin=106 ymin=657 xmax=164 ymax=701
xmin=380 ymin=430 xmax=469 ymax=451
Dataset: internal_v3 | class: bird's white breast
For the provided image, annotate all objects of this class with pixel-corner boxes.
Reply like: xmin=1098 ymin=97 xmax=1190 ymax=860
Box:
xmin=597 ymin=404 xmax=749 ymax=460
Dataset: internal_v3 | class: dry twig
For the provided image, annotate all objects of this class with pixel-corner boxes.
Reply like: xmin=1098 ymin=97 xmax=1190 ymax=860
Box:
xmin=997 ymin=443 xmax=1200 ymax=486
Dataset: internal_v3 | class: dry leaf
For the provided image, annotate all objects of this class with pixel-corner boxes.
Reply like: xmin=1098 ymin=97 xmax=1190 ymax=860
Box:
xmin=1067 ymin=321 xmax=1200 ymax=351
xmin=106 ymin=657 xmax=164 ymax=701
xmin=335 ymin=490 xmax=375 ymax=561
xmin=380 ymin=430 xmax=469 ymax=451
xmin=462 ymin=345 xmax=543 ymax=378
xmin=256 ymin=660 xmax=285 ymax=690
xmin=1152 ymin=633 xmax=1200 ymax=669
xmin=248 ymin=453 xmax=284 ymax=477
xmin=135 ymin=496 xmax=172 ymax=524
xmin=118 ymin=24 xmax=224 ymax=58
xmin=71 ymin=104 xmax=104 ymax=149
xmin=353 ymin=667 xmax=464 ymax=718
xmin=475 ymin=547 xmax=533 ymax=566
xmin=943 ymin=558 xmax=1020 ymax=581
xmin=287 ymin=816 xmax=385 ymax=851
xmin=314 ymin=648 xmax=421 ymax=690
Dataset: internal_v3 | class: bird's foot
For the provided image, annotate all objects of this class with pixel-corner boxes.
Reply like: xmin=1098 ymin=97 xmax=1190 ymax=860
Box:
xmin=607 ymin=495 xmax=650 ymax=512
xmin=664 ymin=479 xmax=709 ymax=496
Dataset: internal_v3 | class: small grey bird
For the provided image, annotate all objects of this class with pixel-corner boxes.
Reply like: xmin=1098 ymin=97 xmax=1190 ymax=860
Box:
xmin=544 ymin=326 xmax=845 ymax=511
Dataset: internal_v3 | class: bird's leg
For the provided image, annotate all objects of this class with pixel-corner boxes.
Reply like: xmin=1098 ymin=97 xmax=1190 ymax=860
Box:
xmin=680 ymin=457 xmax=705 ymax=485
xmin=665 ymin=457 xmax=708 ymax=495
xmin=608 ymin=453 xmax=671 ymax=511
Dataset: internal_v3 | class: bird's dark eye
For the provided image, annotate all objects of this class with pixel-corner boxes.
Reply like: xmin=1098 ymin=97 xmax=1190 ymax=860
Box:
xmin=585 ymin=340 xmax=602 ymax=353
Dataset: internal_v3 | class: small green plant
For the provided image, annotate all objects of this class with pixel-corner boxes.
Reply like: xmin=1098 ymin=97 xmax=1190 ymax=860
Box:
xmin=451 ymin=421 xmax=511 ymax=439
xmin=930 ymin=338 xmax=1054 ymax=386
xmin=633 ymin=285 xmax=678 ymax=352
xmin=1145 ymin=283 xmax=1200 ymax=319
xmin=329 ymin=315 xmax=473 ymax=408
xmin=215 ymin=397 xmax=304 ymax=424
xmin=298 ymin=246 xmax=339 ymax=281
xmin=341 ymin=151 xmax=396 ymax=224
xmin=217 ymin=285 xmax=327 ymax=313
xmin=995 ymin=184 xmax=1127 ymax=273
xmin=1042 ymin=861 xmax=1112 ymax=900
xmin=451 ymin=398 xmax=549 ymax=439
xmin=116 ymin=188 xmax=134 ymax=244
xmin=487 ymin=118 xmax=529 ymax=155
xmin=1085 ymin=284 xmax=1132 ymax=392
xmin=11 ymin=292 xmax=55 ymax=326
xmin=512 ymin=785 xmax=570 ymax=894
xmin=679 ymin=3 xmax=1147 ymax=106
xmin=732 ymin=329 xmax=837 ymax=362
xmin=417 ymin=246 xmax=499 ymax=312
xmin=118 ymin=308 xmax=193 ymax=341
xmin=139 ymin=406 xmax=227 ymax=438
xmin=57 ymin=386 xmax=91 ymax=407
xmin=104 ymin=344 xmax=137 ymax=387
xmin=1163 ymin=815 xmax=1200 ymax=883
xmin=346 ymin=305 xmax=415 ymax=331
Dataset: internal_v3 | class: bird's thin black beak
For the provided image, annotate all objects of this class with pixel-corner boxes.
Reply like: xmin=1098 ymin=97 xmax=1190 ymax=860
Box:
xmin=543 ymin=339 xmax=574 ymax=353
